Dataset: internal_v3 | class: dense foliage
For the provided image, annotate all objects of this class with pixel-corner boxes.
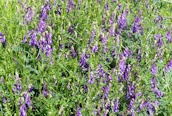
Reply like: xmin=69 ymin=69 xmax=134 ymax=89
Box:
xmin=0 ymin=0 xmax=172 ymax=116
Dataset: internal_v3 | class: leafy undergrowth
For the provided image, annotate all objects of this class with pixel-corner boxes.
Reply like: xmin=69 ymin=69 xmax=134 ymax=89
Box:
xmin=0 ymin=0 xmax=172 ymax=116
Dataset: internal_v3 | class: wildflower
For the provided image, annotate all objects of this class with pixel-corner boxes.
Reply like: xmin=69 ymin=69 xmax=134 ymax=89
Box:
xmin=68 ymin=25 xmax=74 ymax=34
xmin=102 ymin=84 xmax=110 ymax=99
xmin=89 ymin=71 xmax=94 ymax=84
xmin=154 ymin=15 xmax=163 ymax=24
xmin=119 ymin=59 xmax=126 ymax=75
xmin=132 ymin=16 xmax=143 ymax=34
xmin=0 ymin=32 xmax=6 ymax=46
xmin=45 ymin=32 xmax=52 ymax=45
xmin=22 ymin=35 xmax=27 ymax=43
xmin=20 ymin=104 xmax=27 ymax=116
xmin=45 ymin=44 xmax=52 ymax=57
xmin=24 ymin=92 xmax=31 ymax=108
xmin=109 ymin=13 xmax=115 ymax=25
xmin=43 ymin=84 xmax=48 ymax=97
xmin=76 ymin=106 xmax=82 ymax=116
xmin=138 ymin=101 xmax=149 ymax=112
xmin=38 ymin=20 xmax=47 ymax=33
xmin=126 ymin=83 xmax=135 ymax=99
xmin=136 ymin=48 xmax=142 ymax=62
xmin=151 ymin=77 xmax=164 ymax=98
xmin=113 ymin=99 xmax=119 ymax=113
xmin=165 ymin=59 xmax=172 ymax=71
xmin=29 ymin=31 xmax=37 ymax=47
xmin=79 ymin=53 xmax=89 ymax=71
xmin=154 ymin=34 xmax=163 ymax=47
xmin=105 ymin=2 xmax=108 ymax=11
xmin=92 ymin=42 xmax=98 ymax=53
xmin=122 ymin=65 xmax=131 ymax=81
xmin=66 ymin=0 xmax=75 ymax=13
xmin=97 ymin=64 xmax=105 ymax=78
xmin=166 ymin=30 xmax=172 ymax=42
xmin=24 ymin=7 xmax=34 ymax=24
xmin=109 ymin=24 xmax=115 ymax=37
xmin=150 ymin=63 xmax=157 ymax=75
xmin=71 ymin=46 xmax=77 ymax=58
xmin=118 ymin=9 xmax=128 ymax=29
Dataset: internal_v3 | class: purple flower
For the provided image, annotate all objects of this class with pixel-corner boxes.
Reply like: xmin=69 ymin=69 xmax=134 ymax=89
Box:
xmin=154 ymin=15 xmax=163 ymax=24
xmin=45 ymin=45 xmax=52 ymax=57
xmin=126 ymin=83 xmax=135 ymax=99
xmin=24 ymin=92 xmax=31 ymax=108
xmin=150 ymin=63 xmax=157 ymax=75
xmin=166 ymin=30 xmax=172 ymax=42
xmin=97 ymin=64 xmax=105 ymax=78
xmin=89 ymin=30 xmax=96 ymax=44
xmin=113 ymin=99 xmax=119 ymax=113
xmin=117 ymin=9 xmax=128 ymax=29
xmin=2 ymin=97 xmax=6 ymax=104
xmin=71 ymin=46 xmax=77 ymax=58
xmin=119 ymin=59 xmax=126 ymax=75
xmin=0 ymin=32 xmax=6 ymax=46
xmin=165 ymin=59 xmax=172 ymax=71
xmin=68 ymin=26 xmax=74 ymax=34
xmin=22 ymin=35 xmax=27 ymax=43
xmin=151 ymin=77 xmax=164 ymax=98
xmin=109 ymin=13 xmax=115 ymax=24
xmin=122 ymin=65 xmax=131 ymax=81
xmin=102 ymin=84 xmax=110 ymax=99
xmin=118 ymin=4 xmax=122 ymax=10
xmin=20 ymin=104 xmax=27 ymax=116
xmin=138 ymin=101 xmax=149 ymax=112
xmin=92 ymin=43 xmax=98 ymax=53
xmin=132 ymin=16 xmax=143 ymax=34
xmin=14 ymin=84 xmax=22 ymax=92
xmin=136 ymin=48 xmax=142 ymax=62
xmin=24 ymin=7 xmax=34 ymax=24
xmin=40 ymin=4 xmax=51 ymax=20
xmin=105 ymin=2 xmax=108 ymax=11
xmin=45 ymin=32 xmax=52 ymax=45
xmin=79 ymin=53 xmax=89 ymax=71
xmin=38 ymin=20 xmax=47 ymax=33
xmin=66 ymin=0 xmax=75 ymax=13
xmin=128 ymin=98 xmax=135 ymax=110
xmin=29 ymin=31 xmax=37 ymax=47
xmin=76 ymin=106 xmax=82 ymax=116
xmin=43 ymin=84 xmax=48 ymax=97
xmin=154 ymin=34 xmax=163 ymax=47
xmin=89 ymin=71 xmax=94 ymax=84
xmin=109 ymin=24 xmax=115 ymax=37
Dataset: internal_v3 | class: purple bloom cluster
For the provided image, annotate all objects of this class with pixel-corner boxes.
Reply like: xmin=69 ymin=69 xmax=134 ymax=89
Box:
xmin=150 ymin=63 xmax=157 ymax=75
xmin=166 ymin=30 xmax=172 ymax=42
xmin=118 ymin=9 xmax=128 ymax=29
xmin=23 ymin=3 xmax=53 ymax=60
xmin=138 ymin=100 xmax=159 ymax=114
xmin=92 ymin=42 xmax=98 ymax=53
xmin=76 ymin=106 xmax=82 ymax=116
xmin=151 ymin=77 xmax=164 ymax=98
xmin=43 ymin=84 xmax=48 ymax=97
xmin=19 ymin=92 xmax=31 ymax=116
xmin=132 ymin=16 xmax=143 ymax=34
xmin=154 ymin=34 xmax=163 ymax=48
xmin=24 ymin=7 xmax=34 ymax=25
xmin=113 ymin=99 xmax=119 ymax=113
xmin=12 ymin=76 xmax=22 ymax=93
xmin=0 ymin=32 xmax=6 ymax=46
xmin=165 ymin=59 xmax=172 ymax=71
xmin=66 ymin=0 xmax=75 ymax=13
xmin=79 ymin=53 xmax=89 ymax=72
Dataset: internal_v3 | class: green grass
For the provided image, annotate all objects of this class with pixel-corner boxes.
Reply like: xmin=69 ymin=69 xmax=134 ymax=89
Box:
xmin=0 ymin=0 xmax=172 ymax=116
